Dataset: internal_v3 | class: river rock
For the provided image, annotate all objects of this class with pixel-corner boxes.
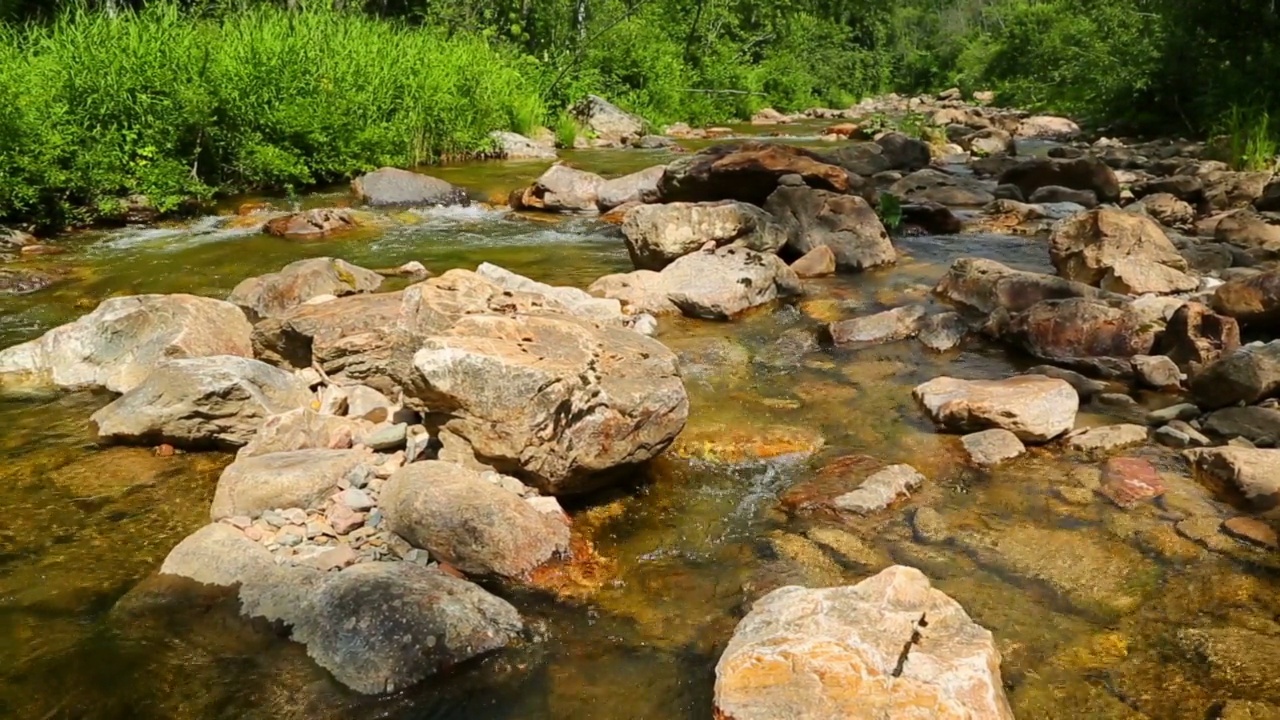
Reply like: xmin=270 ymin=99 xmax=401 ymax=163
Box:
xmin=657 ymin=142 xmax=859 ymax=205
xmin=572 ymin=95 xmax=644 ymax=143
xmin=713 ymin=565 xmax=1013 ymax=720
xmin=889 ymin=169 xmax=994 ymax=206
xmin=934 ymin=257 xmax=1103 ymax=315
xmin=587 ymin=270 xmax=679 ymax=316
xmin=914 ymin=375 xmax=1078 ymax=442
xmin=352 ymin=167 xmax=468 ymax=207
xmin=0 ymin=268 xmax=55 ymax=295
xmin=918 ymin=312 xmax=968 ymax=352
xmin=509 ymin=163 xmax=605 ymax=213
xmin=1001 ymin=298 xmax=1159 ymax=375
xmin=820 ymin=142 xmax=891 ymax=176
xmin=264 ymin=209 xmax=361 ymax=240
xmin=1016 ymin=115 xmax=1081 ymax=141
xmin=1191 ymin=342 xmax=1280 ymax=409
xmin=210 ymin=448 xmax=375 ymax=520
xmin=473 ymin=263 xmax=625 ymax=325
xmin=1029 ymin=185 xmax=1098 ymax=207
xmin=228 ymin=257 xmax=383 ymax=322
xmin=999 ymin=156 xmax=1119 ymax=203
xmin=1132 ymin=193 xmax=1195 ymax=229
xmin=91 ymin=356 xmax=312 ymax=449
xmin=1186 ymin=447 xmax=1280 ymax=510
xmin=238 ymin=409 xmax=373 ymax=457
xmin=1222 ymin=517 xmax=1279 ymax=549
xmin=1049 ymin=208 xmax=1193 ymax=293
xmin=1202 ymin=406 xmax=1280 ymax=446
xmin=1213 ymin=268 xmax=1280 ymax=329
xmin=596 ymin=166 xmax=664 ymax=210
xmin=790 ymin=245 xmax=836 ymax=278
xmin=901 ymin=201 xmax=963 ymax=234
xmin=833 ymin=464 xmax=926 ymax=515
xmin=1201 ymin=170 xmax=1273 ymax=212
xmin=1097 ymin=457 xmax=1165 ymax=508
xmin=488 ymin=130 xmax=557 ymax=160
xmin=620 ymin=201 xmax=787 ymax=270
xmin=1213 ymin=209 xmax=1280 ymax=259
xmin=875 ymin=131 xmax=933 ymax=171
xmin=829 ymin=305 xmax=926 ymax=346
xmin=292 ymin=562 xmax=522 ymax=695
xmin=961 ymin=429 xmax=1026 ymax=467
xmin=1155 ymin=302 xmax=1240 ymax=373
xmin=381 ymin=461 xmax=570 ymax=580
xmin=1132 ymin=354 xmax=1183 ymax=390
xmin=1065 ymin=424 xmax=1149 ymax=453
xmin=409 ymin=312 xmax=688 ymax=494
xmin=0 ymin=294 xmax=252 ymax=393
xmin=965 ymin=127 xmax=1015 ymax=157
xmin=764 ymin=186 xmax=896 ymax=271
xmin=661 ymin=246 xmax=802 ymax=320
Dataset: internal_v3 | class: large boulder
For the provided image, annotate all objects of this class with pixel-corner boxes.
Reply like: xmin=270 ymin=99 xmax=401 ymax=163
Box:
xmin=90 ymin=356 xmax=312 ymax=449
xmin=1001 ymin=298 xmax=1159 ymax=375
xmin=596 ymin=166 xmax=664 ymax=211
xmin=292 ymin=562 xmax=522 ymax=695
xmin=210 ymin=448 xmax=375 ymax=520
xmin=1201 ymin=170 xmax=1272 ymax=212
xmin=1015 ymin=115 xmax=1081 ymax=141
xmin=660 ymin=246 xmax=802 ymax=320
xmin=381 ymin=461 xmax=570 ymax=580
xmin=587 ymin=270 xmax=679 ymax=317
xmin=1048 ymin=208 xmax=1195 ymax=293
xmin=820 ymin=142 xmax=891 ymax=176
xmin=352 ymin=167 xmax=468 ymax=207
xmin=1185 ymin=447 xmax=1280 ymax=510
xmin=488 ymin=130 xmax=557 ymax=160
xmin=238 ymin=408 xmax=375 ymax=458
xmin=473 ymin=263 xmax=624 ymax=325
xmin=999 ymin=157 xmax=1120 ymax=203
xmin=0 ymin=294 xmax=252 ymax=393
xmin=934 ymin=257 xmax=1103 ymax=316
xmin=1190 ymin=341 xmax=1280 ymax=410
xmin=889 ymin=169 xmax=994 ymax=206
xmin=914 ymin=375 xmax=1078 ymax=442
xmin=1155 ymin=302 xmax=1241 ymax=373
xmin=408 ymin=313 xmax=688 ymax=494
xmin=874 ymin=131 xmax=932 ymax=171
xmin=714 ymin=565 xmax=1013 ymax=720
xmin=572 ymin=95 xmax=644 ymax=143
xmin=657 ymin=142 xmax=862 ymax=205
xmin=1212 ymin=268 xmax=1280 ymax=329
xmin=620 ymin=201 xmax=788 ymax=270
xmin=228 ymin=257 xmax=383 ymax=322
xmin=509 ymin=163 xmax=605 ymax=213
xmin=764 ymin=186 xmax=896 ymax=271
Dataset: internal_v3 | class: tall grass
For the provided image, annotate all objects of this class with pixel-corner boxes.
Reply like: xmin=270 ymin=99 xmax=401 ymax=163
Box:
xmin=0 ymin=3 xmax=545 ymax=228
xmin=1217 ymin=106 xmax=1279 ymax=172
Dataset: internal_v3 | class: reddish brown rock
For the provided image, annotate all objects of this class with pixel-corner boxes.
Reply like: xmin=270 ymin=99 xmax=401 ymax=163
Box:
xmin=1221 ymin=517 xmax=1279 ymax=549
xmin=934 ymin=258 xmax=1103 ymax=315
xmin=1048 ymin=208 xmax=1192 ymax=292
xmin=1003 ymin=298 xmax=1159 ymax=372
xmin=1098 ymin=457 xmax=1165 ymax=509
xmin=1156 ymin=302 xmax=1240 ymax=374
xmin=1213 ymin=269 xmax=1280 ymax=329
xmin=657 ymin=142 xmax=860 ymax=205
xmin=790 ymin=245 xmax=837 ymax=278
xmin=265 ymin=208 xmax=359 ymax=240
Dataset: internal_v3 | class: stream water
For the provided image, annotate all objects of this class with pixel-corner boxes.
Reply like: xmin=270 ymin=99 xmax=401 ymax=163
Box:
xmin=2 ymin=129 xmax=1280 ymax=720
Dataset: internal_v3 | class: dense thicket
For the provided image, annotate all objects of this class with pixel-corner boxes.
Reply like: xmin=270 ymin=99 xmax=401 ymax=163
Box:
xmin=0 ymin=0 xmax=1276 ymax=228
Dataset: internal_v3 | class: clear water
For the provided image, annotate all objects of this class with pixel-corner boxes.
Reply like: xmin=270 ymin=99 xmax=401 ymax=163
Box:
xmin=2 ymin=141 xmax=1279 ymax=720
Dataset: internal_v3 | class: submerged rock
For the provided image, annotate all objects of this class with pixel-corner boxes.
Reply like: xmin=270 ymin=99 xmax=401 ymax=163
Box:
xmin=228 ymin=257 xmax=383 ymax=322
xmin=381 ymin=461 xmax=570 ymax=580
xmin=918 ymin=312 xmax=969 ymax=352
xmin=91 ymin=356 xmax=312 ymax=449
xmin=829 ymin=305 xmax=926 ymax=346
xmin=961 ymin=429 xmax=1026 ymax=467
xmin=1097 ymin=456 xmax=1165 ymax=508
xmin=0 ymin=268 xmax=55 ymax=295
xmin=0 ymin=294 xmax=252 ymax=393
xmin=352 ymin=167 xmax=469 ymax=207
xmin=409 ymin=312 xmax=688 ymax=495
xmin=764 ymin=186 xmax=896 ymax=271
xmin=265 ymin=208 xmax=361 ymax=240
xmin=620 ymin=201 xmax=787 ymax=270
xmin=914 ymin=375 xmax=1078 ymax=442
xmin=714 ymin=565 xmax=1014 ymax=720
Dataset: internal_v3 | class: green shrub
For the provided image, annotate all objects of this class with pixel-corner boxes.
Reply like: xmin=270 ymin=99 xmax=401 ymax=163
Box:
xmin=552 ymin=113 xmax=578 ymax=149
xmin=1215 ymin=106 xmax=1279 ymax=171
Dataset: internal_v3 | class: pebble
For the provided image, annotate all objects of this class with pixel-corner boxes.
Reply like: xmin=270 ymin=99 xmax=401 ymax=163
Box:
xmin=403 ymin=548 xmax=432 ymax=565
xmin=910 ymin=507 xmax=950 ymax=544
xmin=297 ymin=544 xmax=359 ymax=571
xmin=276 ymin=525 xmax=305 ymax=547
xmin=1222 ymin=517 xmax=1279 ymax=550
xmin=362 ymin=423 xmax=408 ymax=452
xmin=1155 ymin=425 xmax=1193 ymax=449
xmin=367 ymin=508 xmax=384 ymax=528
xmin=1054 ymin=486 xmax=1095 ymax=505
xmin=223 ymin=515 xmax=253 ymax=530
xmin=326 ymin=504 xmax=365 ymax=535
xmin=961 ymin=429 xmax=1026 ymax=468
xmin=342 ymin=463 xmax=373 ymax=490
xmin=281 ymin=508 xmax=307 ymax=525
xmin=405 ymin=425 xmax=431 ymax=462
xmin=306 ymin=519 xmax=336 ymax=539
xmin=1098 ymin=457 xmax=1166 ymax=509
xmin=337 ymin=488 xmax=375 ymax=511
xmin=261 ymin=509 xmax=288 ymax=529
xmin=243 ymin=525 xmax=265 ymax=542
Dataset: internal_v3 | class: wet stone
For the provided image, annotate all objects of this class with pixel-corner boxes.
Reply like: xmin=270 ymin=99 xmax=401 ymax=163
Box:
xmin=1222 ymin=517 xmax=1279 ymax=550
xmin=832 ymin=464 xmax=925 ymax=515
xmin=1098 ymin=457 xmax=1166 ymax=509
xmin=1054 ymin=486 xmax=1096 ymax=506
xmin=961 ymin=429 xmax=1026 ymax=468
xmin=337 ymin=488 xmax=375 ymax=511
xmin=1066 ymin=424 xmax=1149 ymax=453
xmin=1147 ymin=402 xmax=1201 ymax=424
xmin=917 ymin=312 xmax=968 ymax=352
xmin=910 ymin=507 xmax=951 ymax=544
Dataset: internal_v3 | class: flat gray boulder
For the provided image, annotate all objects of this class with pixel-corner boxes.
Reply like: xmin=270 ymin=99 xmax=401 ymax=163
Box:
xmin=914 ymin=375 xmax=1078 ymax=442
xmin=621 ymin=201 xmax=787 ymax=270
xmin=352 ymin=167 xmax=469 ymax=207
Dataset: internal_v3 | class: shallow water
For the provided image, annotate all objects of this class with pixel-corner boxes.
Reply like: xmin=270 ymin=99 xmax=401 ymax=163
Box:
xmin=2 ymin=146 xmax=1280 ymax=720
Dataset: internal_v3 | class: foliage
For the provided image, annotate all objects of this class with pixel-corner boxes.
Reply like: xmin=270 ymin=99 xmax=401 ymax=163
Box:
xmin=877 ymin=192 xmax=902 ymax=231
xmin=1214 ymin=106 xmax=1278 ymax=172
xmin=553 ymin=113 xmax=578 ymax=149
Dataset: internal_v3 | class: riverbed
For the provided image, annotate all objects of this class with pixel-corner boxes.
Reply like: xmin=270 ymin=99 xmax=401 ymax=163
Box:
xmin=2 ymin=129 xmax=1279 ymax=720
